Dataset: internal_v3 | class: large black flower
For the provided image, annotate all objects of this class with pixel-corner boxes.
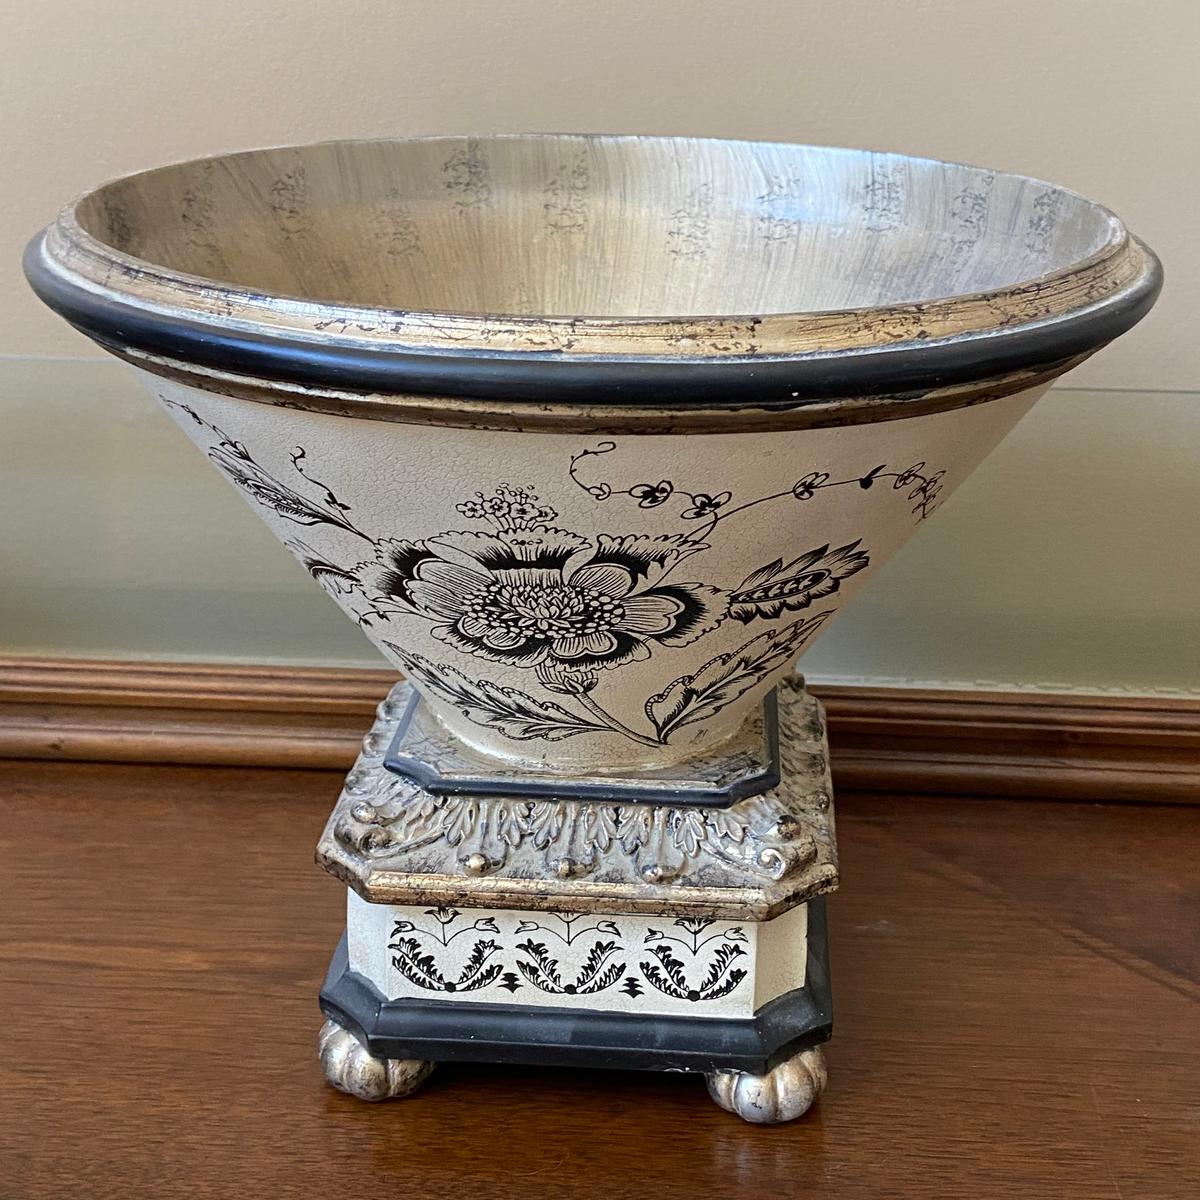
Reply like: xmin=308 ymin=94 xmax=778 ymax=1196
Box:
xmin=358 ymin=529 xmax=725 ymax=669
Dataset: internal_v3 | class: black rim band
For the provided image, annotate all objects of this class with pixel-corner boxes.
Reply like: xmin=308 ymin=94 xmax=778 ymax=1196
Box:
xmin=25 ymin=232 xmax=1162 ymax=409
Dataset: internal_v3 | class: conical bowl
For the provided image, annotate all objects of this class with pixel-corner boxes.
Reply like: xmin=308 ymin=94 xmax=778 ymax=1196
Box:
xmin=25 ymin=134 xmax=1160 ymax=770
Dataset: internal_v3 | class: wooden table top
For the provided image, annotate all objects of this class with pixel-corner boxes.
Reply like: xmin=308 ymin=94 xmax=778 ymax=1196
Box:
xmin=2 ymin=759 xmax=1197 ymax=1199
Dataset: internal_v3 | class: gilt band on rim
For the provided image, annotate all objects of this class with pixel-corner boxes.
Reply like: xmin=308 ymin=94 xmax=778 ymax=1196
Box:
xmin=23 ymin=134 xmax=1162 ymax=428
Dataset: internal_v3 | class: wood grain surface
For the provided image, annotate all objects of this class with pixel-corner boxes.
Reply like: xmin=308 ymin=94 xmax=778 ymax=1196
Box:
xmin=1 ymin=760 xmax=1197 ymax=1199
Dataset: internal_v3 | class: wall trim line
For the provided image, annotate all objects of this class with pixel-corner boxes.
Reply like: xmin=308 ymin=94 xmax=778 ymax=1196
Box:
xmin=1 ymin=656 xmax=1196 ymax=804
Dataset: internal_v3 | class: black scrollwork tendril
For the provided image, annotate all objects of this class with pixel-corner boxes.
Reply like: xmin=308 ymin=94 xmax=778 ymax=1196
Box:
xmin=569 ymin=440 xmax=947 ymax=526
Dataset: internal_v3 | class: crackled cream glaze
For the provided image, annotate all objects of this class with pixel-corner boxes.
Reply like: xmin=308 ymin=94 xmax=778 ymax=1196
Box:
xmin=152 ymin=372 xmax=1040 ymax=767
xmin=346 ymin=891 xmax=809 ymax=1019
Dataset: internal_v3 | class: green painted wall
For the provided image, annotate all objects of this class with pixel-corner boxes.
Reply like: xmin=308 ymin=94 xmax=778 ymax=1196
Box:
xmin=4 ymin=358 xmax=1196 ymax=693
xmin=5 ymin=1 xmax=1197 ymax=692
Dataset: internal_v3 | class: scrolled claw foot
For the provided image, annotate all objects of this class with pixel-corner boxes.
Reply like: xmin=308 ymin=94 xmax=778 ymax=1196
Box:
xmin=706 ymin=1045 xmax=828 ymax=1124
xmin=318 ymin=1018 xmax=435 ymax=1101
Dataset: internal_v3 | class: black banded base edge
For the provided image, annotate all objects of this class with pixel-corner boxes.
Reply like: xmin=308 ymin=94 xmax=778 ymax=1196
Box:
xmin=319 ymin=898 xmax=832 ymax=1075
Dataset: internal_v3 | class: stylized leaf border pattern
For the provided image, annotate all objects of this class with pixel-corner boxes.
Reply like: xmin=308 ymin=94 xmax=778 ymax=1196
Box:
xmin=386 ymin=908 xmax=752 ymax=1004
xmin=163 ymin=397 xmax=943 ymax=748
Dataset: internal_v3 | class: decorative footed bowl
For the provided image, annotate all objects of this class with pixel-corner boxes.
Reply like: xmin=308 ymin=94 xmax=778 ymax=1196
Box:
xmin=26 ymin=134 xmax=1160 ymax=772
xmin=27 ymin=133 xmax=1160 ymax=1124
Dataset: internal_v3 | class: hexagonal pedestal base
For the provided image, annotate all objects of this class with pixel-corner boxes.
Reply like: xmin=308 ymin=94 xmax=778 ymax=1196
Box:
xmin=316 ymin=675 xmax=838 ymax=1122
xmin=319 ymin=897 xmax=831 ymax=1121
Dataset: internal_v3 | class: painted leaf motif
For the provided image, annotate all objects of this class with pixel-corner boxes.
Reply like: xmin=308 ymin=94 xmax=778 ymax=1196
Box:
xmin=639 ymin=961 xmax=683 ymax=998
xmin=458 ymin=939 xmax=503 ymax=990
xmin=390 ymin=939 xmax=447 ymax=990
xmin=461 ymin=962 xmax=503 ymax=991
xmin=645 ymin=611 xmax=833 ymax=741
xmin=699 ymin=942 xmax=747 ymax=993
xmin=285 ymin=539 xmax=360 ymax=594
xmin=208 ymin=445 xmax=350 ymax=530
xmin=643 ymin=940 xmax=691 ymax=998
xmin=515 ymin=940 xmax=563 ymax=991
xmin=728 ymin=541 xmax=869 ymax=624
xmin=734 ymin=558 xmax=784 ymax=592
xmin=515 ymin=961 xmax=555 ymax=990
xmin=385 ymin=646 xmax=609 ymax=741
xmin=576 ymin=940 xmax=622 ymax=990
xmin=700 ymin=966 xmax=748 ymax=1000
xmin=584 ymin=961 xmax=626 ymax=994
xmin=647 ymin=945 xmax=689 ymax=990
xmin=859 ymin=464 xmax=887 ymax=490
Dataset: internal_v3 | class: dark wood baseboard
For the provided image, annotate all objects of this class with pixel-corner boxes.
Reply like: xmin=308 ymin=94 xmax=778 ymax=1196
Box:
xmin=0 ymin=656 xmax=1196 ymax=803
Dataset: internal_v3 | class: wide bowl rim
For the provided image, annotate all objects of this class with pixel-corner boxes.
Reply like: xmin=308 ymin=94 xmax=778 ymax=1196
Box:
xmin=24 ymin=132 xmax=1162 ymax=414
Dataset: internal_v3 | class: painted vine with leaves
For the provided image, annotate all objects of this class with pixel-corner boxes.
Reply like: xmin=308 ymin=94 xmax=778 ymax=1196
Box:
xmin=163 ymin=397 xmax=944 ymax=749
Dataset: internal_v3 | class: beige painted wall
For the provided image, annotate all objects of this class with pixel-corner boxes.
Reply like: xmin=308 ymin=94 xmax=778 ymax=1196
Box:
xmin=3 ymin=1 xmax=1198 ymax=691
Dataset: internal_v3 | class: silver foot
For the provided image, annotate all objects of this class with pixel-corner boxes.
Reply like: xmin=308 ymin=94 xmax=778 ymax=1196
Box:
xmin=318 ymin=1018 xmax=436 ymax=1102
xmin=706 ymin=1045 xmax=828 ymax=1124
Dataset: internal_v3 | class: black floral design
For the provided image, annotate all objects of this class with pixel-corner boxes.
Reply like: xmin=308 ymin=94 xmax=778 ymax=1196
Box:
xmin=513 ymin=914 xmax=622 ymax=944
xmin=681 ymin=491 xmax=732 ymax=519
xmin=630 ymin=480 xmax=674 ymax=508
xmin=163 ymin=399 xmax=370 ymax=542
xmin=392 ymin=610 xmax=829 ymax=748
xmin=645 ymin=613 xmax=831 ymax=742
xmin=391 ymin=906 xmax=500 ymax=945
xmin=791 ymin=472 xmax=830 ymax=500
xmin=388 ymin=907 xmax=504 ymax=993
xmin=455 ymin=483 xmax=554 ymax=529
xmin=639 ymin=918 xmax=749 ymax=1002
xmin=357 ymin=525 xmax=724 ymax=673
xmin=514 ymin=938 xmax=627 ymax=995
xmin=381 ymin=647 xmax=612 ymax=740
xmin=390 ymin=936 xmax=503 ymax=993
xmin=165 ymin=397 xmax=950 ymax=750
xmin=376 ymin=911 xmax=757 ymax=1005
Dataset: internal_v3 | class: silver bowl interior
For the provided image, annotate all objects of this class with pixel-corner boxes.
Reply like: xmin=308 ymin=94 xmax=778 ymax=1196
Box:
xmin=73 ymin=135 xmax=1120 ymax=320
